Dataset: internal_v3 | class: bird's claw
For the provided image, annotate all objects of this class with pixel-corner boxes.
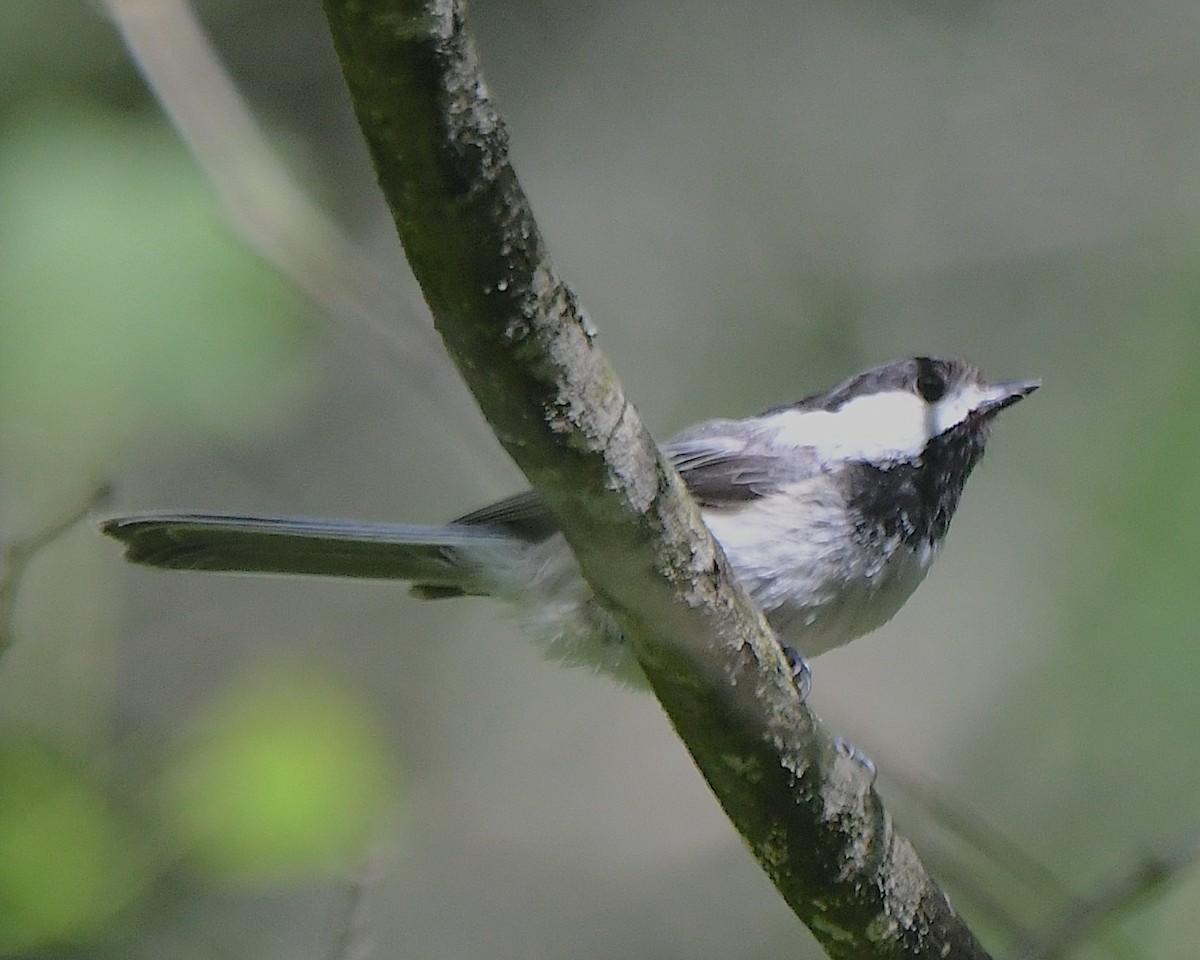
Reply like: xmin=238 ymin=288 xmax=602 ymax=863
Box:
xmin=834 ymin=736 xmax=877 ymax=783
xmin=782 ymin=645 xmax=812 ymax=702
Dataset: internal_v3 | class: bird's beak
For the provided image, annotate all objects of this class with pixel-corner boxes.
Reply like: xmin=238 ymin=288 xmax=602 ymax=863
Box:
xmin=978 ymin=378 xmax=1040 ymax=417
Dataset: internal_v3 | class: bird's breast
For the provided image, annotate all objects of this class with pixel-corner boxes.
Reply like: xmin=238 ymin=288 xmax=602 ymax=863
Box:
xmin=703 ymin=482 xmax=939 ymax=657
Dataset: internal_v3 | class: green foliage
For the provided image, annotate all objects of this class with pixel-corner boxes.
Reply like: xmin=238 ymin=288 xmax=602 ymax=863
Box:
xmin=0 ymin=739 xmax=149 ymax=954
xmin=158 ymin=666 xmax=401 ymax=883
xmin=0 ymin=103 xmax=314 ymax=484
xmin=0 ymin=666 xmax=402 ymax=955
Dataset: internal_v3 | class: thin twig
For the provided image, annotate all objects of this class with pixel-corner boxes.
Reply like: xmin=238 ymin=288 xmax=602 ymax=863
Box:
xmin=98 ymin=0 xmax=497 ymax=464
xmin=1009 ymin=833 xmax=1200 ymax=960
xmin=0 ymin=485 xmax=112 ymax=658
xmin=864 ymin=743 xmax=1145 ymax=959
xmin=886 ymin=767 xmax=1067 ymax=897
xmin=326 ymin=851 xmax=381 ymax=960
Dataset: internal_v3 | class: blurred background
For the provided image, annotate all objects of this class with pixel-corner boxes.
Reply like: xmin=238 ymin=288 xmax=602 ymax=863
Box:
xmin=2 ymin=0 xmax=1198 ymax=957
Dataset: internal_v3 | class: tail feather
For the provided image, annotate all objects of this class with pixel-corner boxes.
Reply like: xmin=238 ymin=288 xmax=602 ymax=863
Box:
xmin=101 ymin=513 xmax=521 ymax=595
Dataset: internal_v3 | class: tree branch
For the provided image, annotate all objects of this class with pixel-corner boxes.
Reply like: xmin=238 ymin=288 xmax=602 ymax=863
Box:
xmin=318 ymin=2 xmax=991 ymax=956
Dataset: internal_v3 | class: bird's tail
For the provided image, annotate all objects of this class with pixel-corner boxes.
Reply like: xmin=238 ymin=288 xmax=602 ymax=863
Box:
xmin=100 ymin=512 xmax=526 ymax=598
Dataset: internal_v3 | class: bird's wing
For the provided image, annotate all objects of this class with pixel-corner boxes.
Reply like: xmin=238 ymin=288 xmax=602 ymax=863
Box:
xmin=664 ymin=422 xmax=819 ymax=508
xmin=451 ymin=491 xmax=559 ymax=540
xmin=458 ymin=421 xmax=820 ymax=523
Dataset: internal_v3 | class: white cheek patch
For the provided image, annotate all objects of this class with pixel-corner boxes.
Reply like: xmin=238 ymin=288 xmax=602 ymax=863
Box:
xmin=765 ymin=391 xmax=931 ymax=462
xmin=931 ymin=383 xmax=996 ymax=435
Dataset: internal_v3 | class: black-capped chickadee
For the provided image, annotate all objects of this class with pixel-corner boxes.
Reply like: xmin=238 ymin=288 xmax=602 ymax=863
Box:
xmin=103 ymin=357 xmax=1038 ymax=685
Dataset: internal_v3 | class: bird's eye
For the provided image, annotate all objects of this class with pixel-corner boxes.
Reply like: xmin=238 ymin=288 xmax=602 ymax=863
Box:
xmin=916 ymin=370 xmax=946 ymax=402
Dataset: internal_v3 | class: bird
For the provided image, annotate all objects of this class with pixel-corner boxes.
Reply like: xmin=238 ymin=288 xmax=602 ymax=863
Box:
xmin=102 ymin=356 xmax=1038 ymax=686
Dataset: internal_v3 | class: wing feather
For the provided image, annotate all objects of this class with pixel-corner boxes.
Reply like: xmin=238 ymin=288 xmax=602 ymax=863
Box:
xmin=664 ymin=422 xmax=819 ymax=508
